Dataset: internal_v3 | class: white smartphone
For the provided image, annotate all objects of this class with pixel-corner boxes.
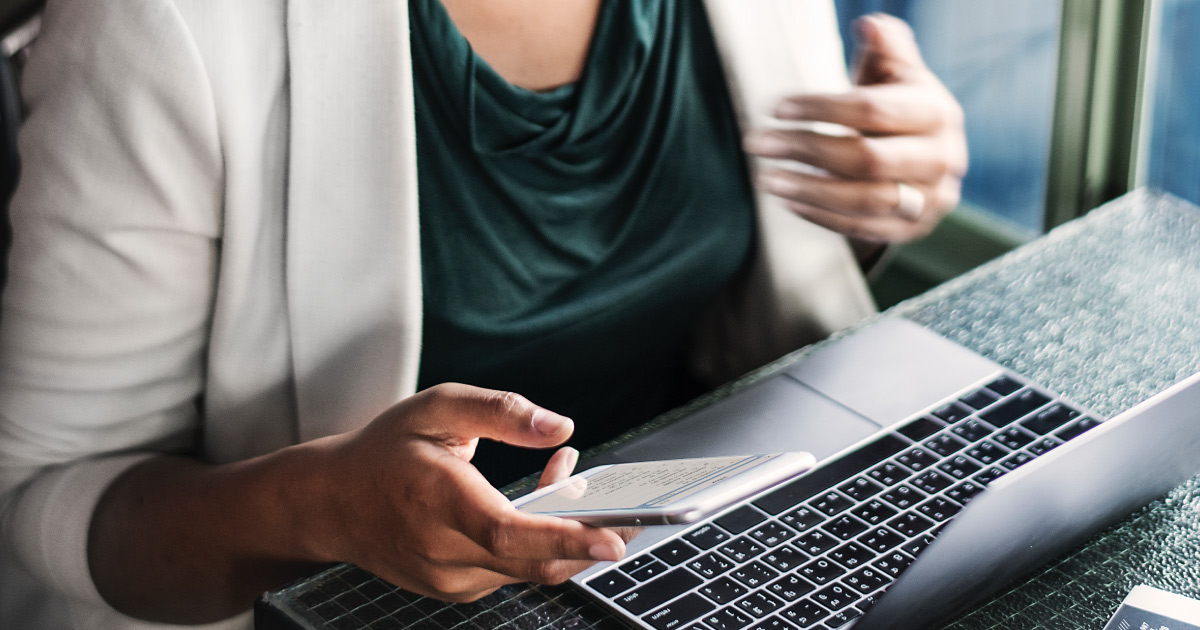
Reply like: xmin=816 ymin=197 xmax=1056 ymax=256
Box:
xmin=510 ymin=452 xmax=814 ymax=527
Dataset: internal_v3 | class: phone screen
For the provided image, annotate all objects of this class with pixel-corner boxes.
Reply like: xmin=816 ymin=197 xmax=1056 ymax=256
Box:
xmin=516 ymin=454 xmax=787 ymax=517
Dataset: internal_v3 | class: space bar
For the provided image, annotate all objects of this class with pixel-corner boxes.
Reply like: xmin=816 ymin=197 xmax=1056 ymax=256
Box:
xmin=753 ymin=433 xmax=908 ymax=514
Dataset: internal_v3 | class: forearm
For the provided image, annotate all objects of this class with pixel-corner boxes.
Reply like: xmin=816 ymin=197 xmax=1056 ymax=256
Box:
xmin=86 ymin=440 xmax=339 ymax=624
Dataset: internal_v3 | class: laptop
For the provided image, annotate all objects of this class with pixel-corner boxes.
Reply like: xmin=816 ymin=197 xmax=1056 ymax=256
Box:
xmin=564 ymin=317 xmax=1200 ymax=630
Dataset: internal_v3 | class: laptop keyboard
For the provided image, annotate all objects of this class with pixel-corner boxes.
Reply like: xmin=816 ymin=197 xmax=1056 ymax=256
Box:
xmin=582 ymin=374 xmax=1103 ymax=630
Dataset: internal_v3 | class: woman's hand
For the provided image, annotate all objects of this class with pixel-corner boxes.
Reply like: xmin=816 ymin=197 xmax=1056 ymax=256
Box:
xmin=744 ymin=13 xmax=967 ymax=247
xmin=311 ymin=383 xmax=635 ymax=602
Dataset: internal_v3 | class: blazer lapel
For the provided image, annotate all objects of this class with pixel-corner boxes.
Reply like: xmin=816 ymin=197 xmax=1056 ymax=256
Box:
xmin=286 ymin=0 xmax=423 ymax=441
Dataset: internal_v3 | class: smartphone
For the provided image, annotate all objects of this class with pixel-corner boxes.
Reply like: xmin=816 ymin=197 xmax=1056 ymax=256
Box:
xmin=511 ymin=452 xmax=814 ymax=527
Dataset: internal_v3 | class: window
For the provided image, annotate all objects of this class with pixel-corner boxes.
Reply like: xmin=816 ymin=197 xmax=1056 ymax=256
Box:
xmin=1139 ymin=0 xmax=1200 ymax=204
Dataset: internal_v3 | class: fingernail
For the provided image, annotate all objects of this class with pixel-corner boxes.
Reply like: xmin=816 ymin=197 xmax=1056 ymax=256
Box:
xmin=758 ymin=173 xmax=799 ymax=196
xmin=743 ymin=132 xmax=791 ymax=157
xmin=532 ymin=410 xmax=572 ymax=436
xmin=589 ymin=542 xmax=622 ymax=562
xmin=775 ymin=100 xmax=808 ymax=120
xmin=562 ymin=447 xmax=579 ymax=471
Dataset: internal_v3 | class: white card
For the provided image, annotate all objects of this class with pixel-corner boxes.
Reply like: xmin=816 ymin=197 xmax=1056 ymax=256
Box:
xmin=1104 ymin=586 xmax=1200 ymax=630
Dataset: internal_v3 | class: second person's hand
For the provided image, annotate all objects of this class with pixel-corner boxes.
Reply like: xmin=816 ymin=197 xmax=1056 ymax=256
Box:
xmin=744 ymin=13 xmax=968 ymax=247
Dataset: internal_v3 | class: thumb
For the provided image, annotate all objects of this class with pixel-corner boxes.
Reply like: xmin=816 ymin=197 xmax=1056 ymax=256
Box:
xmin=409 ymin=383 xmax=575 ymax=450
xmin=852 ymin=13 xmax=926 ymax=85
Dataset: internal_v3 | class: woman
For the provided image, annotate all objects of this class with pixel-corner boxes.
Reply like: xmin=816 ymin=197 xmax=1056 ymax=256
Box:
xmin=0 ymin=0 xmax=965 ymax=628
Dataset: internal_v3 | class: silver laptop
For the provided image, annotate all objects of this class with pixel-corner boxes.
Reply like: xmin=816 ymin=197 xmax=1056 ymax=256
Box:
xmin=566 ymin=317 xmax=1200 ymax=630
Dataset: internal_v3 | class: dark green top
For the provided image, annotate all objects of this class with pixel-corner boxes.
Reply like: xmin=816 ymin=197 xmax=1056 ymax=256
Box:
xmin=410 ymin=0 xmax=755 ymax=484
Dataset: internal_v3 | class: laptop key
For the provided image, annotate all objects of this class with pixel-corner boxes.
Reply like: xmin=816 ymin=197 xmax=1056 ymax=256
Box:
xmin=880 ymin=485 xmax=925 ymax=510
xmin=587 ymin=570 xmax=636 ymax=598
xmin=749 ymin=522 xmax=797 ymax=547
xmin=653 ymin=539 xmax=701 ymax=566
xmin=924 ymin=433 xmax=968 ymax=457
xmin=811 ymin=584 xmax=856 ymax=611
xmin=614 ymin=568 xmax=703 ymax=615
xmin=917 ymin=496 xmax=962 ymax=522
xmin=686 ymin=525 xmax=731 ymax=550
xmin=731 ymin=561 xmax=779 ymax=589
xmin=858 ymin=526 xmax=906 ymax=554
xmin=993 ymin=426 xmax=1037 ymax=450
xmin=736 ymin=591 xmax=785 ymax=618
xmin=795 ymin=530 xmax=839 ymax=556
xmin=780 ymin=506 xmax=823 ymax=532
xmin=866 ymin=462 xmax=911 ymax=487
xmin=768 ymin=574 xmax=817 ymax=602
xmin=825 ymin=515 xmax=869 ymax=540
xmin=1000 ymin=451 xmax=1035 ymax=470
xmin=945 ymin=480 xmax=984 ymax=505
xmin=750 ymin=615 xmax=801 ymax=630
xmin=809 ymin=492 xmax=854 ymax=518
xmin=911 ymin=469 xmax=955 ymax=493
xmin=1056 ymin=416 xmax=1102 ymax=441
xmin=825 ymin=606 xmax=864 ymax=629
xmin=932 ymin=401 xmax=972 ymax=423
xmin=1028 ymin=435 xmax=1064 ymax=456
xmin=828 ymin=541 xmax=874 ymax=570
xmin=621 ymin=554 xmax=662 ymax=575
xmin=986 ymin=375 xmax=1022 ymax=395
xmin=853 ymin=499 xmax=899 ymax=525
xmin=981 ymin=389 xmax=1051 ymax=427
xmin=951 ymin=419 xmax=993 ymax=442
xmin=974 ymin=466 xmax=1006 ymax=486
xmin=1021 ymin=403 xmax=1080 ymax=435
xmin=894 ymin=447 xmax=939 ymax=472
xmin=886 ymin=512 xmax=935 ymax=537
xmin=837 ymin=476 xmax=884 ymax=502
xmin=720 ymin=537 xmax=766 ymax=563
xmin=902 ymin=533 xmax=937 ymax=557
xmin=896 ymin=417 xmax=946 ymax=442
xmin=688 ymin=552 xmax=735 ymax=579
xmin=965 ymin=441 xmax=1009 ymax=465
xmin=960 ymin=388 xmax=999 ymax=410
xmin=761 ymin=545 xmax=808 ymax=572
xmin=703 ymin=606 xmax=755 ymax=630
xmin=938 ymin=456 xmax=981 ymax=480
xmin=799 ymin=558 xmax=846 ymax=585
xmin=701 ymin=576 xmax=748 ymax=605
xmin=630 ymin=559 xmax=669 ymax=582
xmin=644 ymin=593 xmax=716 ymax=630
xmin=782 ymin=599 xmax=830 ymax=628
xmin=873 ymin=550 xmax=915 ymax=577
xmin=717 ymin=505 xmax=769 ymax=535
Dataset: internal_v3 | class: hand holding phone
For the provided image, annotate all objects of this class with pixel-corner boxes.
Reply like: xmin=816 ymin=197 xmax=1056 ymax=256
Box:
xmin=511 ymin=452 xmax=814 ymax=527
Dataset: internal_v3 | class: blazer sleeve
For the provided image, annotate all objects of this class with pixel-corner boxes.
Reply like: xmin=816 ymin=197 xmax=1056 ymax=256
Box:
xmin=0 ymin=0 xmax=222 ymax=607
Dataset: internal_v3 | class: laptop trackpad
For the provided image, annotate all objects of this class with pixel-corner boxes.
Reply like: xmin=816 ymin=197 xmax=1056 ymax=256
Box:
xmin=585 ymin=375 xmax=881 ymax=467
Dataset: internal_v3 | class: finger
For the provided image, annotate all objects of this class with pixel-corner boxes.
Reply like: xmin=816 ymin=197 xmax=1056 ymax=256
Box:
xmin=536 ymin=447 xmax=580 ymax=490
xmin=851 ymin=13 xmax=926 ymax=85
xmin=464 ymin=495 xmax=628 ymax=565
xmin=788 ymin=201 xmax=931 ymax=244
xmin=428 ymin=523 xmax=604 ymax=587
xmin=744 ymin=129 xmax=958 ymax=183
xmin=411 ymin=383 xmax=574 ymax=449
xmin=757 ymin=168 xmax=928 ymax=220
xmin=775 ymin=84 xmax=952 ymax=136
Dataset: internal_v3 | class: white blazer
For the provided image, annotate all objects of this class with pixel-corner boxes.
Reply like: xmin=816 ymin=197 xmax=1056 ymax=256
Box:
xmin=0 ymin=0 xmax=874 ymax=627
